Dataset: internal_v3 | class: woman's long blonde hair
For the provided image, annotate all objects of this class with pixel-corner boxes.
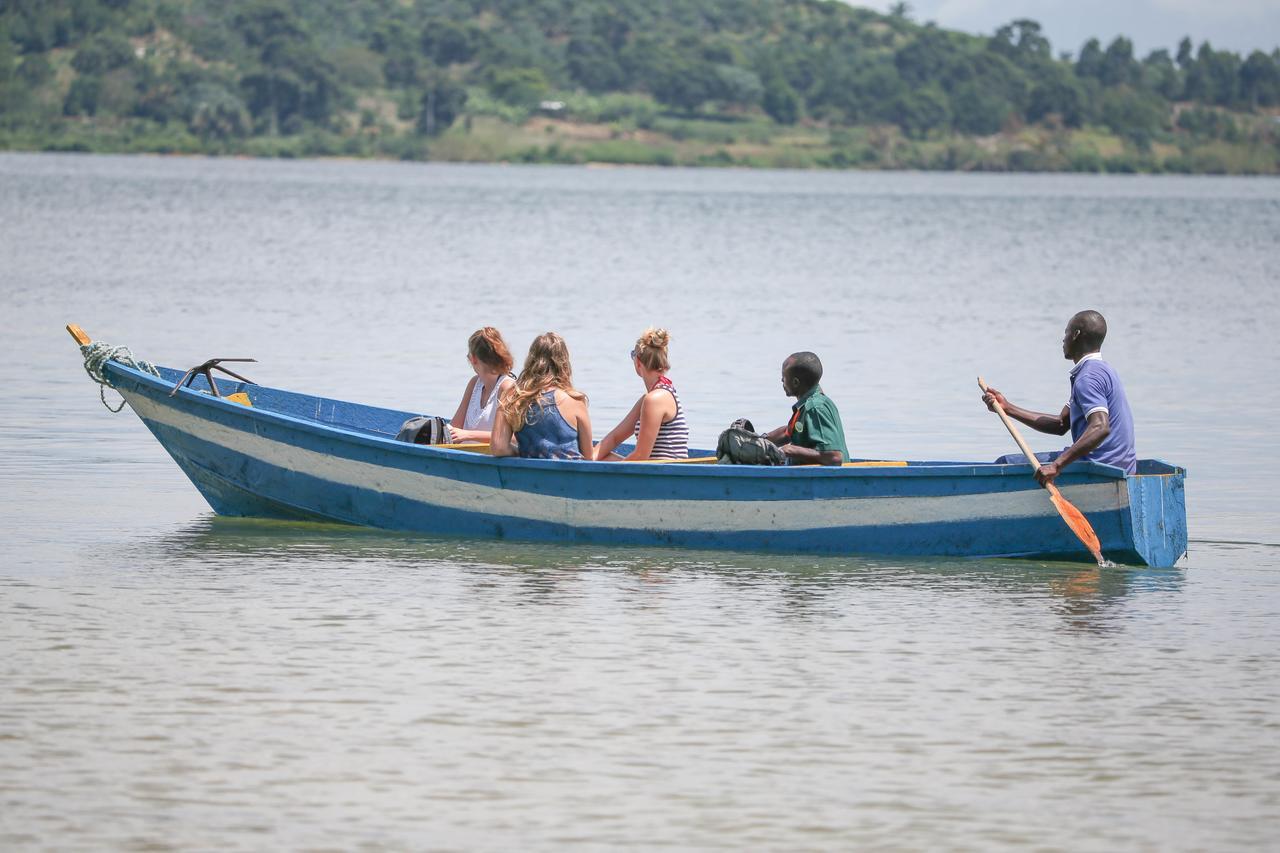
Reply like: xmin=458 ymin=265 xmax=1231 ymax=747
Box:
xmin=500 ymin=332 xmax=587 ymax=431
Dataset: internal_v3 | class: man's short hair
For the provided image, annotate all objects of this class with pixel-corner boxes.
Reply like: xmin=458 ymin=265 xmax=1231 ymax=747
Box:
xmin=785 ymin=351 xmax=823 ymax=389
xmin=1071 ymin=310 xmax=1108 ymax=351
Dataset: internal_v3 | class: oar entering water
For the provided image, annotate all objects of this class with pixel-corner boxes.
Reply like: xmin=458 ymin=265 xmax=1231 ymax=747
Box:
xmin=977 ymin=376 xmax=1106 ymax=565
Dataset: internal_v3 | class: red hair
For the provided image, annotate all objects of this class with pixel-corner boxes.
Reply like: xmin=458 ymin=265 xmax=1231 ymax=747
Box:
xmin=468 ymin=327 xmax=514 ymax=373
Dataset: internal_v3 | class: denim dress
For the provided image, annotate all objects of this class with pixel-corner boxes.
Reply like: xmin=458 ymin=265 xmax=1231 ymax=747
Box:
xmin=515 ymin=391 xmax=582 ymax=459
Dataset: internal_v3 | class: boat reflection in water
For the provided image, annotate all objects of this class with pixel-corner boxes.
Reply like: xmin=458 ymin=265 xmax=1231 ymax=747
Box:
xmin=141 ymin=515 xmax=1185 ymax=635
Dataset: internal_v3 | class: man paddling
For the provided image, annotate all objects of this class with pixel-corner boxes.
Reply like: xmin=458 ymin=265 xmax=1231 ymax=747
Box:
xmin=981 ymin=310 xmax=1136 ymax=484
xmin=763 ymin=352 xmax=848 ymax=466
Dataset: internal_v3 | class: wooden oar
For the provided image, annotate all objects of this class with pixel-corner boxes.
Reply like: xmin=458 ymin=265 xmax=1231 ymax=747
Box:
xmin=978 ymin=376 xmax=1105 ymax=565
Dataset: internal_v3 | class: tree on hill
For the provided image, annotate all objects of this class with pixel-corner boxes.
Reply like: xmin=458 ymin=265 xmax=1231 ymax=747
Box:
xmin=234 ymin=0 xmax=342 ymax=133
xmin=0 ymin=0 xmax=1276 ymax=171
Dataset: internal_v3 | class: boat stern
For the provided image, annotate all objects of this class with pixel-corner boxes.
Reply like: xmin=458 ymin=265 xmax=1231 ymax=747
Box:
xmin=1125 ymin=460 xmax=1188 ymax=567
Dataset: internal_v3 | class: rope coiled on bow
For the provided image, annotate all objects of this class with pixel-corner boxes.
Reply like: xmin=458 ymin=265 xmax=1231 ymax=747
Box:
xmin=80 ymin=341 xmax=161 ymax=412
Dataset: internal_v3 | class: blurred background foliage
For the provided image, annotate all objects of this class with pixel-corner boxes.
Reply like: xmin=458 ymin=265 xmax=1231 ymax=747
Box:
xmin=1 ymin=0 xmax=1277 ymax=171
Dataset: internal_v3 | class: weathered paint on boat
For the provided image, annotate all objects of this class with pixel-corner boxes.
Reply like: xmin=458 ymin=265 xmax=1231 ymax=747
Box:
xmin=99 ymin=360 xmax=1188 ymax=567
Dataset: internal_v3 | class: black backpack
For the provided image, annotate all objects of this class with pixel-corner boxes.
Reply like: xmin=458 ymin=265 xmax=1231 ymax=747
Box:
xmin=716 ymin=418 xmax=786 ymax=465
xmin=396 ymin=415 xmax=452 ymax=445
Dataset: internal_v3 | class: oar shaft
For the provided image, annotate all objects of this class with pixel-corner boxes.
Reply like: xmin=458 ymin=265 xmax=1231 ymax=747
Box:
xmin=978 ymin=376 xmax=1041 ymax=471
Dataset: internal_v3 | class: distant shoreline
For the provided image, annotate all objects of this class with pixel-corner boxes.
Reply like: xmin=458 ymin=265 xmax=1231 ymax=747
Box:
xmin=4 ymin=112 xmax=1279 ymax=176
xmin=4 ymin=148 xmax=1279 ymax=180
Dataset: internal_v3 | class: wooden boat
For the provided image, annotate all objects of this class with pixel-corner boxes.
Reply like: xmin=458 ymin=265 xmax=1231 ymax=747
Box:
xmin=72 ymin=332 xmax=1188 ymax=567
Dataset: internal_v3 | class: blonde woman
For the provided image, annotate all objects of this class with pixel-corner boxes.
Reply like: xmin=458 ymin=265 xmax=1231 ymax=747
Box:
xmin=593 ymin=327 xmax=689 ymax=461
xmin=492 ymin=332 xmax=592 ymax=459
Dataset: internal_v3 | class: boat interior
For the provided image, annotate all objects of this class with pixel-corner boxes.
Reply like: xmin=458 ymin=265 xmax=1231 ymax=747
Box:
xmin=150 ymin=365 xmax=1178 ymax=475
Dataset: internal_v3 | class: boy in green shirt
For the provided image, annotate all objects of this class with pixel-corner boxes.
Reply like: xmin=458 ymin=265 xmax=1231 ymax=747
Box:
xmin=763 ymin=352 xmax=849 ymax=466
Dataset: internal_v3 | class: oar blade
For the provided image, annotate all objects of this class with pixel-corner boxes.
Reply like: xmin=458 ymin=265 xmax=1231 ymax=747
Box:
xmin=1049 ymin=489 xmax=1103 ymax=561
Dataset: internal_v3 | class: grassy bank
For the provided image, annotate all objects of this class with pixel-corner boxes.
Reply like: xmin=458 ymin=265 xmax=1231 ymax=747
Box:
xmin=4 ymin=109 xmax=1278 ymax=174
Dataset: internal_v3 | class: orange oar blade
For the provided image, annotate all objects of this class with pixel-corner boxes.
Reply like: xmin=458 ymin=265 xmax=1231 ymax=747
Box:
xmin=1048 ymin=488 xmax=1103 ymax=561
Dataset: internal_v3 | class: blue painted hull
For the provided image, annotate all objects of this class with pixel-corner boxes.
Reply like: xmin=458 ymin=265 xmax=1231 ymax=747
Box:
xmin=103 ymin=362 xmax=1188 ymax=566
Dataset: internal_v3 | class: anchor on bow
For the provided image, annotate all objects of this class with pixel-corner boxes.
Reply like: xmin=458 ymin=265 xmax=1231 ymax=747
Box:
xmin=170 ymin=358 xmax=258 ymax=398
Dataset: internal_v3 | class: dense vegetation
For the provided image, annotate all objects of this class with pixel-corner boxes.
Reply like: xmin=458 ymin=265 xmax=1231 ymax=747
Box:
xmin=2 ymin=0 xmax=1279 ymax=172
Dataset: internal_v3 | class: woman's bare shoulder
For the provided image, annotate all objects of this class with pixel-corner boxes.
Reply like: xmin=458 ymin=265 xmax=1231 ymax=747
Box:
xmin=554 ymin=388 xmax=588 ymax=413
xmin=553 ymin=387 xmax=582 ymax=401
xmin=642 ymin=386 xmax=676 ymax=410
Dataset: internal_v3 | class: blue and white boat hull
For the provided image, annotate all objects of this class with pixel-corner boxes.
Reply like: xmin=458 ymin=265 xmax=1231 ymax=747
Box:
xmin=104 ymin=362 xmax=1188 ymax=567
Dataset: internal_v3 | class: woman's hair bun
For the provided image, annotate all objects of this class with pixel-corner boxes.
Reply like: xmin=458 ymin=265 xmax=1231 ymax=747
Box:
xmin=633 ymin=326 xmax=671 ymax=372
xmin=643 ymin=327 xmax=670 ymax=349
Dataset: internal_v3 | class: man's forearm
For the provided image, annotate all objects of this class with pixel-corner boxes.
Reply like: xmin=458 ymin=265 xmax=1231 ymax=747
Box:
xmin=1001 ymin=401 xmax=1067 ymax=435
xmin=782 ymin=445 xmax=843 ymax=466
xmin=763 ymin=425 xmax=790 ymax=444
xmin=1056 ymin=422 xmax=1108 ymax=468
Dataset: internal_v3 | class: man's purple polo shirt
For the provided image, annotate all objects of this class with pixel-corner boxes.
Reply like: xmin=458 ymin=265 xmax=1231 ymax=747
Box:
xmin=1067 ymin=352 xmax=1136 ymax=473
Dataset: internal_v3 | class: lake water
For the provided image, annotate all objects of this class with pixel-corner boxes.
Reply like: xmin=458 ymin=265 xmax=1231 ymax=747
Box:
xmin=2 ymin=153 xmax=1278 ymax=849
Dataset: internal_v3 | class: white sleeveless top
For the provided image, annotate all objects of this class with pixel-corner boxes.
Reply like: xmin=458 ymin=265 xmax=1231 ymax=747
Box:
xmin=464 ymin=375 xmax=513 ymax=431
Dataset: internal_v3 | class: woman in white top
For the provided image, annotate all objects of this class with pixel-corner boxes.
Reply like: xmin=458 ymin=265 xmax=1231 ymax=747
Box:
xmin=448 ymin=327 xmax=516 ymax=444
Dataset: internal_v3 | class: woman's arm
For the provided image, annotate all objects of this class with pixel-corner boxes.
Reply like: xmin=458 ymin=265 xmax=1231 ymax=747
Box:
xmin=627 ymin=389 xmax=676 ymax=462
xmin=572 ymin=395 xmax=594 ymax=460
xmin=448 ymin=376 xmax=477 ymax=438
xmin=592 ymin=398 xmax=643 ymax=461
xmin=452 ymin=376 xmax=510 ymax=443
xmin=489 ymin=385 xmax=519 ymax=457
xmin=449 ymin=428 xmax=491 ymax=443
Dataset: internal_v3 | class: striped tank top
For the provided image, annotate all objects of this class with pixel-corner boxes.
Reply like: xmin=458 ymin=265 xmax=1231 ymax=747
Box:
xmin=634 ymin=376 xmax=689 ymax=460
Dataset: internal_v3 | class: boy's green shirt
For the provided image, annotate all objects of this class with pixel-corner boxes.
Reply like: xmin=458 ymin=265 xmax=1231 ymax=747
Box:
xmin=788 ymin=385 xmax=849 ymax=458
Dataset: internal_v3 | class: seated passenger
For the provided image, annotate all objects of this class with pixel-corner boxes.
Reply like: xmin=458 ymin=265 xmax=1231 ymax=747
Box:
xmin=762 ymin=351 xmax=848 ymax=466
xmin=448 ymin=327 xmax=516 ymax=444
xmin=593 ymin=327 xmax=689 ymax=462
xmin=492 ymin=332 xmax=593 ymax=459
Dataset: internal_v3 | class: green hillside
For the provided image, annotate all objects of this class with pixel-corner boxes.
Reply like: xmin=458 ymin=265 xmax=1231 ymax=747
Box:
xmin=2 ymin=0 xmax=1278 ymax=172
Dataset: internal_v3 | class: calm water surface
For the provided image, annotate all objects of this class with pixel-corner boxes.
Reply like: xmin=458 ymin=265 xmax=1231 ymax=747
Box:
xmin=2 ymin=153 xmax=1278 ymax=849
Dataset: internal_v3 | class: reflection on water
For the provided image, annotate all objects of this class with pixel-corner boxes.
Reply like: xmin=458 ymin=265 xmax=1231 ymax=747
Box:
xmin=6 ymin=512 xmax=1250 ymax=850
xmin=149 ymin=516 xmax=1184 ymax=635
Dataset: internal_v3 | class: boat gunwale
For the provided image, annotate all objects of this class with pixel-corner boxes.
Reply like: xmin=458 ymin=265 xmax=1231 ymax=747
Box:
xmin=108 ymin=361 xmax=1148 ymax=483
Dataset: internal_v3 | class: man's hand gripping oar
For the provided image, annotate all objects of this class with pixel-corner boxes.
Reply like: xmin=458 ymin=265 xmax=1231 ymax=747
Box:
xmin=978 ymin=377 xmax=1106 ymax=566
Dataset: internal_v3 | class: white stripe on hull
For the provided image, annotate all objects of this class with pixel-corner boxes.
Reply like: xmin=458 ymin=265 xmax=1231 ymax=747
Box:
xmin=128 ymin=394 xmax=1130 ymax=533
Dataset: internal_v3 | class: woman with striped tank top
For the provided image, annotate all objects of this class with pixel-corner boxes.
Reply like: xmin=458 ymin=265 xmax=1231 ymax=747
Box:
xmin=593 ymin=327 xmax=689 ymax=462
